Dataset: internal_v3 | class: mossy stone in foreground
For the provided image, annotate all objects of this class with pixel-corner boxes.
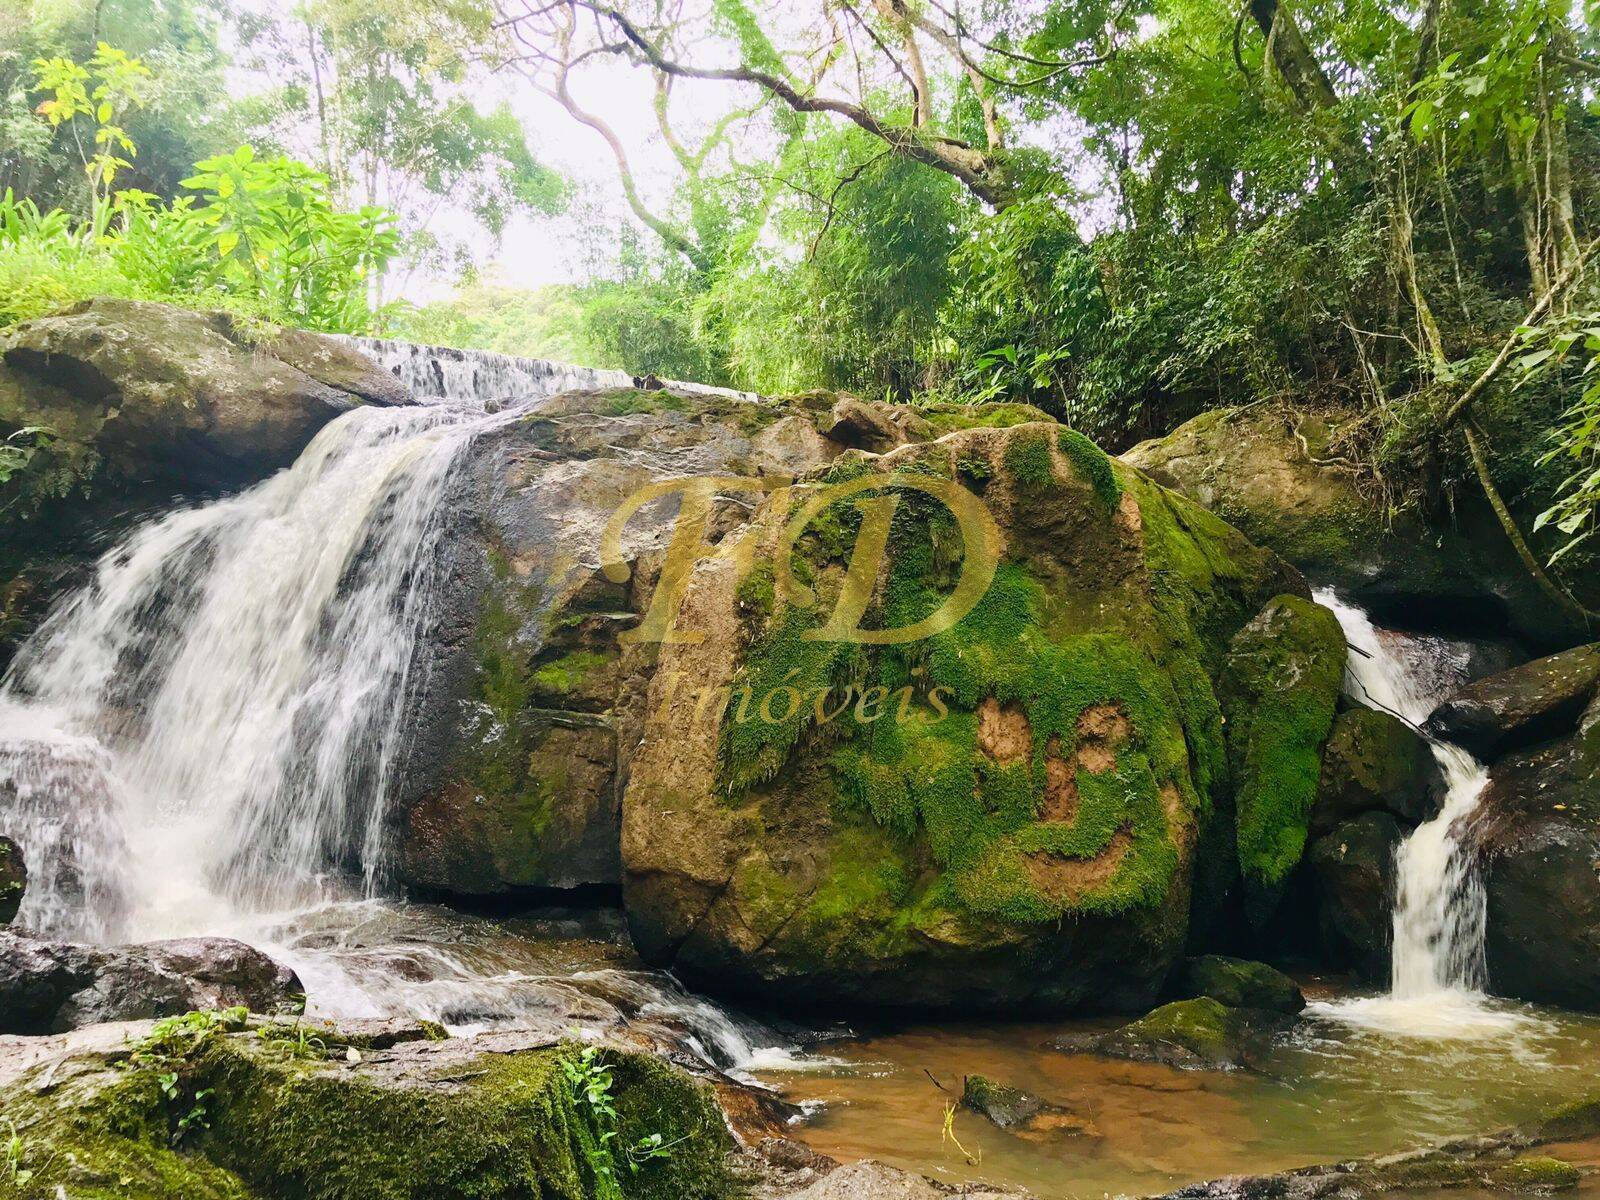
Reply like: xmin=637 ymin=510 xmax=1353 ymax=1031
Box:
xmin=2 ymin=1035 xmax=734 ymax=1200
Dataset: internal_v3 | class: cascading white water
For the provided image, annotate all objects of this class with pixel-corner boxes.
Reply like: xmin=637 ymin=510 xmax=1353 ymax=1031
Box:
xmin=1 ymin=395 xmax=502 ymax=940
xmin=1314 ymin=591 xmax=1529 ymax=1036
xmin=0 ymin=340 xmax=791 ymax=1064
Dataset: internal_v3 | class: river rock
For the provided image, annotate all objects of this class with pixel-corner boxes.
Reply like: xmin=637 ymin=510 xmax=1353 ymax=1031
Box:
xmin=622 ymin=418 xmax=1320 ymax=1012
xmin=0 ymin=928 xmax=302 ymax=1033
xmin=1471 ymin=696 xmax=1600 ymax=1009
xmin=1122 ymin=403 xmax=1592 ymax=647
xmin=1172 ymin=956 xmax=1304 ymax=1015
xmin=1065 ymin=997 xmax=1296 ymax=1071
xmin=1217 ymin=594 xmax=1347 ymax=921
xmin=0 ymin=835 xmax=22 ymax=924
xmin=1304 ymin=811 xmax=1400 ymax=981
xmin=1 ymin=297 xmax=409 ymax=492
xmin=958 ymin=1074 xmax=1089 ymax=1139
xmin=393 ymin=387 xmax=848 ymax=898
xmin=1426 ymin=643 xmax=1600 ymax=761
xmin=1312 ymin=706 xmax=1440 ymax=833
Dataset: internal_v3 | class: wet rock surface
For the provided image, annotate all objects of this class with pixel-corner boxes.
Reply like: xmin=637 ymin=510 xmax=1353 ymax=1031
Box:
xmin=1171 ymin=956 xmax=1304 ymax=1015
xmin=1305 ymin=811 xmax=1402 ymax=981
xmin=1426 ymin=643 xmax=1600 ymax=760
xmin=0 ymin=835 xmax=23 ymax=924
xmin=1471 ymin=691 xmax=1600 ymax=1009
xmin=0 ymin=928 xmax=301 ymax=1034
xmin=1312 ymin=705 xmax=1440 ymax=833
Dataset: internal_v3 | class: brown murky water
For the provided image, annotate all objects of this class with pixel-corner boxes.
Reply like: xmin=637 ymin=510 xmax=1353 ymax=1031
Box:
xmin=753 ymin=993 xmax=1600 ymax=1198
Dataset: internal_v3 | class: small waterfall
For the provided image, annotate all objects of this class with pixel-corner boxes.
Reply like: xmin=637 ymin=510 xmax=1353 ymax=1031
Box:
xmin=1 ymin=398 xmax=508 ymax=940
xmin=345 ymin=337 xmax=757 ymax=407
xmin=1314 ymin=591 xmax=1527 ymax=1035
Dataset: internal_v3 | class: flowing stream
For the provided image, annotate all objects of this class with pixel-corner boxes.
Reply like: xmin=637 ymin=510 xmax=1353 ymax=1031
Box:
xmin=0 ymin=343 xmax=777 ymax=1068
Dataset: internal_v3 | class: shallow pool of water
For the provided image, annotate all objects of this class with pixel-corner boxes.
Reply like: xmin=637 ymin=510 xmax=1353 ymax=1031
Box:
xmin=755 ymin=988 xmax=1600 ymax=1198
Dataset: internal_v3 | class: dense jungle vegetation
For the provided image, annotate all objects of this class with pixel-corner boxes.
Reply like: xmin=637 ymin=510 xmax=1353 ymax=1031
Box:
xmin=1 ymin=0 xmax=1597 ymax=584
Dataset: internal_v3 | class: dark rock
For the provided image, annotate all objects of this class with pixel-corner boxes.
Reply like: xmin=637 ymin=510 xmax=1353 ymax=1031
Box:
xmin=0 ymin=835 xmax=22 ymax=924
xmin=0 ymin=928 xmax=302 ymax=1033
xmin=961 ymin=1074 xmax=1045 ymax=1129
xmin=1471 ymin=706 xmax=1600 ymax=1009
xmin=1426 ymin=643 xmax=1600 ymax=761
xmin=1063 ymin=997 xmax=1296 ymax=1071
xmin=1305 ymin=811 xmax=1400 ymax=981
xmin=1173 ymin=956 xmax=1304 ymax=1015
xmin=1313 ymin=706 xmax=1440 ymax=832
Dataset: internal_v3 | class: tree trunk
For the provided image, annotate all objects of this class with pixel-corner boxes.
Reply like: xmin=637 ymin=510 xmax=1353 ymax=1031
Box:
xmin=1247 ymin=0 xmax=1340 ymax=112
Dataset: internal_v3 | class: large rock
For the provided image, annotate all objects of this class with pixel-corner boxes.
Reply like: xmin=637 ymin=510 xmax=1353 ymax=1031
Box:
xmin=1312 ymin=706 xmax=1440 ymax=833
xmin=394 ymin=388 xmax=848 ymax=897
xmin=0 ymin=1024 xmax=736 ymax=1200
xmin=1065 ymin=997 xmax=1296 ymax=1070
xmin=1426 ymin=643 xmax=1600 ymax=760
xmin=0 ymin=298 xmax=410 ymax=662
xmin=0 ymin=928 xmax=301 ymax=1033
xmin=620 ymin=419 xmax=1321 ymax=1012
xmin=1305 ymin=811 xmax=1401 ymax=981
xmin=1471 ymin=693 xmax=1600 ymax=1009
xmin=1217 ymin=594 xmax=1347 ymax=917
xmin=1123 ymin=403 xmax=1590 ymax=647
xmin=1 ymin=297 xmax=408 ymax=492
xmin=0 ymin=835 xmax=22 ymax=924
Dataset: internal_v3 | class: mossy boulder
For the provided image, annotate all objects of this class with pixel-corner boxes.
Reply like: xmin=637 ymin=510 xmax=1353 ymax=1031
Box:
xmin=1313 ymin=705 xmax=1440 ymax=833
xmin=0 ymin=1025 xmax=734 ymax=1200
xmin=1073 ymin=997 xmax=1295 ymax=1070
xmin=1172 ymin=955 xmax=1304 ymax=1014
xmin=0 ymin=836 xmax=22 ymax=925
xmin=1123 ymin=402 xmax=1590 ymax=647
xmin=1218 ymin=594 xmax=1347 ymax=919
xmin=621 ymin=420 xmax=1310 ymax=1012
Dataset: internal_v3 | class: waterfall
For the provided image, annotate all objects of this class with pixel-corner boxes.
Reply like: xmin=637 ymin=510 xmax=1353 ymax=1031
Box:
xmin=0 ymin=395 xmax=505 ymax=940
xmin=1314 ymin=591 xmax=1527 ymax=1035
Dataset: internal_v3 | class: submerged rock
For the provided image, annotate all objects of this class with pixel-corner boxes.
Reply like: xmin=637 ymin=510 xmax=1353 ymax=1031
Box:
xmin=1312 ymin=705 xmax=1440 ymax=833
xmin=1426 ymin=643 xmax=1600 ymax=760
xmin=959 ymin=1074 xmax=1090 ymax=1139
xmin=1172 ymin=956 xmax=1304 ymax=1015
xmin=621 ymin=419 xmax=1322 ymax=1012
xmin=1063 ymin=997 xmax=1296 ymax=1071
xmin=0 ymin=928 xmax=301 ymax=1034
xmin=0 ymin=835 xmax=22 ymax=924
